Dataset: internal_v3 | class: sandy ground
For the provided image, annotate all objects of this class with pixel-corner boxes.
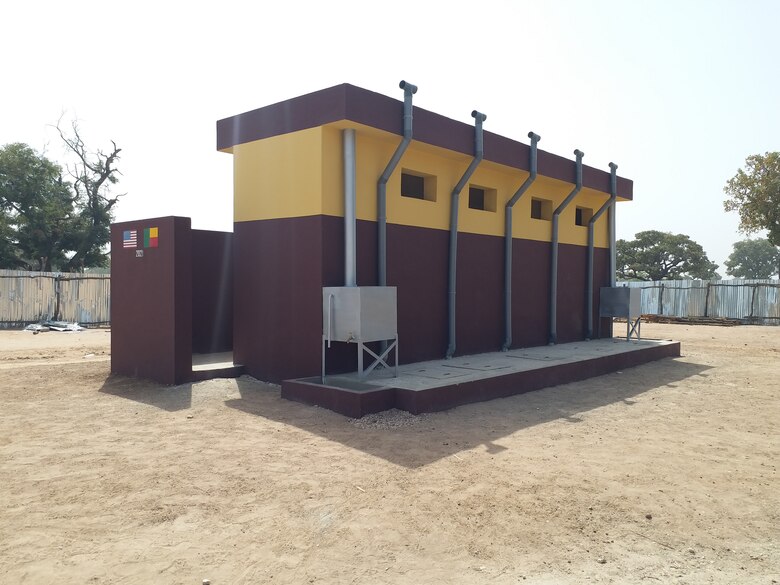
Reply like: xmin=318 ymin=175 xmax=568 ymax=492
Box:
xmin=0 ymin=325 xmax=778 ymax=584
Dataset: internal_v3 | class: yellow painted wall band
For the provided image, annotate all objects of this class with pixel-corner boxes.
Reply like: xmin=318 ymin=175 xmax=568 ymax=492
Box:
xmin=233 ymin=124 xmax=620 ymax=247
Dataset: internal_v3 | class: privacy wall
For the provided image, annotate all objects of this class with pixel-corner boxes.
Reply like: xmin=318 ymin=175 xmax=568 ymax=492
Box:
xmin=111 ymin=217 xmax=232 ymax=384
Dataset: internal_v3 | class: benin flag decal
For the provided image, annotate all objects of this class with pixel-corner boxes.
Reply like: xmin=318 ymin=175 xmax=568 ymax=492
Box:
xmin=144 ymin=227 xmax=158 ymax=248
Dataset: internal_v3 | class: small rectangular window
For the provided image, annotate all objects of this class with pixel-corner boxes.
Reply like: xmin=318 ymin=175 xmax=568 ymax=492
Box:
xmin=531 ymin=198 xmax=552 ymax=220
xmin=575 ymin=206 xmax=593 ymax=226
xmin=468 ymin=185 xmax=497 ymax=212
xmin=469 ymin=187 xmax=485 ymax=210
xmin=401 ymin=170 xmax=437 ymax=201
xmin=401 ymin=173 xmax=425 ymax=200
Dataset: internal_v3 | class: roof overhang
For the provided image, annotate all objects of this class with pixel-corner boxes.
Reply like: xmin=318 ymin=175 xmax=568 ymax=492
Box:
xmin=216 ymin=83 xmax=633 ymax=200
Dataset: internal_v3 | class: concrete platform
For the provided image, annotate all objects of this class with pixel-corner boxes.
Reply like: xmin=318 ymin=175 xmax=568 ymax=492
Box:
xmin=281 ymin=337 xmax=681 ymax=417
xmin=191 ymin=352 xmax=244 ymax=382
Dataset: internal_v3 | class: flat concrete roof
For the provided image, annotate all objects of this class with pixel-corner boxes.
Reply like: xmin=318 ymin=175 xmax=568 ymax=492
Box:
xmin=217 ymin=83 xmax=633 ymax=200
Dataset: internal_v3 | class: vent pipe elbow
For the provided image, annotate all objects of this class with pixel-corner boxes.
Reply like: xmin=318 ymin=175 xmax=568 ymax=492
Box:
xmin=377 ymin=80 xmax=417 ymax=287
xmin=549 ymin=149 xmax=584 ymax=345
xmin=608 ymin=162 xmax=618 ymax=288
xmin=502 ymin=131 xmax=541 ymax=351
xmin=553 ymin=149 xmax=584 ymax=218
xmin=446 ymin=110 xmax=486 ymax=359
xmin=585 ymin=162 xmax=619 ymax=340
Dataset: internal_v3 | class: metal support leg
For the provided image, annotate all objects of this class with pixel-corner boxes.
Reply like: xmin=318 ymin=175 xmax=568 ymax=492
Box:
xmin=627 ymin=317 xmax=641 ymax=341
xmin=394 ymin=334 xmax=399 ymax=377
xmin=322 ymin=335 xmax=327 ymax=382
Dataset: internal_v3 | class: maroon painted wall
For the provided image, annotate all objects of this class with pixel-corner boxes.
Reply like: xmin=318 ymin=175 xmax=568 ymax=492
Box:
xmin=512 ymin=239 xmax=552 ymax=348
xmin=557 ymin=243 xmax=588 ymax=344
xmin=233 ymin=217 xmax=324 ymax=382
xmin=455 ymin=232 xmax=504 ymax=356
xmin=233 ymin=216 xmax=613 ymax=383
xmin=387 ymin=224 xmax=449 ymax=364
xmin=111 ymin=216 xmax=192 ymax=385
xmin=192 ymin=229 xmax=233 ymax=354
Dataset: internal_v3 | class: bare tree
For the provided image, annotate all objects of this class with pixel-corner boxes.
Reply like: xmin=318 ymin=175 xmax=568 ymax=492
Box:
xmin=55 ymin=118 xmax=123 ymax=271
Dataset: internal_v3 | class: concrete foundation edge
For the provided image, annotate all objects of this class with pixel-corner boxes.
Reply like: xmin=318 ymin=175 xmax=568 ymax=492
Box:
xmin=280 ymin=341 xmax=682 ymax=418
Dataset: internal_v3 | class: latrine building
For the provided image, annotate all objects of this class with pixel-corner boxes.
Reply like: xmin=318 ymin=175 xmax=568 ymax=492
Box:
xmin=217 ymin=82 xmax=631 ymax=383
xmin=111 ymin=81 xmax=645 ymax=403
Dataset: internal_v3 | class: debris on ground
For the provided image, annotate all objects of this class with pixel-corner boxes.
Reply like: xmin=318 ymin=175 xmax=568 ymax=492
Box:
xmin=639 ymin=314 xmax=742 ymax=326
xmin=24 ymin=321 xmax=84 ymax=333
xmin=23 ymin=324 xmax=50 ymax=334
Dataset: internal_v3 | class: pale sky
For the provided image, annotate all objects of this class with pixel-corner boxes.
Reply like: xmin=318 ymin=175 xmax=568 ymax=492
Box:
xmin=3 ymin=0 xmax=779 ymax=274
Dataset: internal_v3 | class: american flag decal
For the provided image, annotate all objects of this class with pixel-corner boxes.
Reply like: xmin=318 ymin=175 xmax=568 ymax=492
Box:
xmin=123 ymin=230 xmax=137 ymax=248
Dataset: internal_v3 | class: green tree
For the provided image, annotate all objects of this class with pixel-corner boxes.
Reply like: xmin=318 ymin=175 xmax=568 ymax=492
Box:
xmin=0 ymin=210 xmax=18 ymax=267
xmin=724 ymin=238 xmax=780 ymax=279
xmin=0 ymin=123 xmax=120 ymax=272
xmin=0 ymin=124 xmax=122 ymax=272
xmin=723 ymin=152 xmax=780 ymax=274
xmin=617 ymin=230 xmax=719 ymax=281
xmin=0 ymin=143 xmax=74 ymax=270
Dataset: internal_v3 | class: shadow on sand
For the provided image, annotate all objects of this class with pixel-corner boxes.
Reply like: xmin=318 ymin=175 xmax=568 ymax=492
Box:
xmin=99 ymin=373 xmax=194 ymax=412
xmin=99 ymin=357 xmax=712 ymax=468
xmin=223 ymin=357 xmax=713 ymax=468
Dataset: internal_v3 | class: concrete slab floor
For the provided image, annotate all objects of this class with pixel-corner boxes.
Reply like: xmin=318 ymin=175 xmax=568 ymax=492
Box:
xmin=323 ymin=337 xmax=677 ymax=392
xmin=192 ymin=351 xmax=235 ymax=371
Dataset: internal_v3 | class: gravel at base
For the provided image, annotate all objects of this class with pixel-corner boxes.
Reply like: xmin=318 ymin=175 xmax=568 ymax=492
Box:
xmin=349 ymin=408 xmax=429 ymax=429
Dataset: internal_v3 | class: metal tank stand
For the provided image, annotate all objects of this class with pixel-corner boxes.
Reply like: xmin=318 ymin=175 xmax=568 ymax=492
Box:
xmin=321 ymin=334 xmax=399 ymax=383
xmin=356 ymin=335 xmax=398 ymax=379
xmin=321 ymin=287 xmax=400 ymax=384
xmin=600 ymin=286 xmax=643 ymax=342
xmin=626 ymin=316 xmax=641 ymax=341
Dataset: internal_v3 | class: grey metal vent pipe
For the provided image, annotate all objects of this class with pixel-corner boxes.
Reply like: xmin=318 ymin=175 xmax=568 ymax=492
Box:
xmin=609 ymin=165 xmax=617 ymax=287
xmin=344 ymin=128 xmax=357 ymax=287
xmin=445 ymin=110 xmax=487 ymax=359
xmin=548 ymin=149 xmax=583 ymax=345
xmin=585 ymin=162 xmax=618 ymax=340
xmin=502 ymin=131 xmax=540 ymax=351
xmin=377 ymin=80 xmax=417 ymax=286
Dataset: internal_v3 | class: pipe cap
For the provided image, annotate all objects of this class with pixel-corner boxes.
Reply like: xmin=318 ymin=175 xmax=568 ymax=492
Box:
xmin=471 ymin=110 xmax=487 ymax=122
xmin=399 ymin=80 xmax=418 ymax=94
xmin=528 ymin=131 xmax=541 ymax=142
xmin=609 ymin=161 xmax=618 ymax=170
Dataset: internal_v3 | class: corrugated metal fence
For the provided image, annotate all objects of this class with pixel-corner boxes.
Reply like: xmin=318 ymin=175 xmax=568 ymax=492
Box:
xmin=620 ymin=279 xmax=780 ymax=324
xmin=4 ymin=271 xmax=777 ymax=328
xmin=0 ymin=270 xmax=110 ymax=328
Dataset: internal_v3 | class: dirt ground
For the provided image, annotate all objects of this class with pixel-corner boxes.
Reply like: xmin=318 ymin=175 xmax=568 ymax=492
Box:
xmin=0 ymin=325 xmax=778 ymax=584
